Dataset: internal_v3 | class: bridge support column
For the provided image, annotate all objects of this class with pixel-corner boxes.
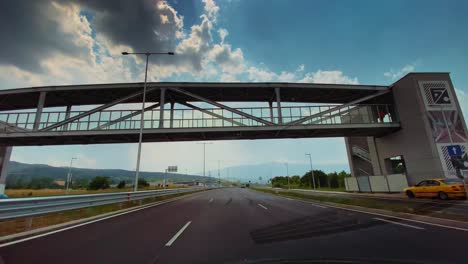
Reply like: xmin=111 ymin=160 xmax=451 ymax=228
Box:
xmin=170 ymin=102 xmax=175 ymax=128
xmin=268 ymin=101 xmax=274 ymax=123
xmin=64 ymin=105 xmax=72 ymax=131
xmin=0 ymin=146 xmax=12 ymax=195
xmin=33 ymin=91 xmax=46 ymax=130
xmin=159 ymin=88 xmax=166 ymax=128
xmin=275 ymin=88 xmax=282 ymax=124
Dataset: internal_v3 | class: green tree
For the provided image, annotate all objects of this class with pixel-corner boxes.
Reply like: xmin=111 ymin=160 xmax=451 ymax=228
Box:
xmin=117 ymin=180 xmax=126 ymax=189
xmin=328 ymin=172 xmax=339 ymax=188
xmin=138 ymin=178 xmax=149 ymax=188
xmin=88 ymin=176 xmax=110 ymax=190
xmin=72 ymin=178 xmax=90 ymax=189
xmin=337 ymin=170 xmax=350 ymax=188
xmin=28 ymin=177 xmax=58 ymax=189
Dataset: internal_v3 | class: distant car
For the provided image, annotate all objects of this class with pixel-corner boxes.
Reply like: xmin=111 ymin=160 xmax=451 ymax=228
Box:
xmin=240 ymin=184 xmax=246 ymax=188
xmin=404 ymin=178 xmax=466 ymax=200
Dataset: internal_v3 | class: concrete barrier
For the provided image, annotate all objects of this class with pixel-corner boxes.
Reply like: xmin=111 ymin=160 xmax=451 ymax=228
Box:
xmin=345 ymin=174 xmax=408 ymax=193
xmin=369 ymin=175 xmax=390 ymax=192
xmin=387 ymin=173 xmax=409 ymax=192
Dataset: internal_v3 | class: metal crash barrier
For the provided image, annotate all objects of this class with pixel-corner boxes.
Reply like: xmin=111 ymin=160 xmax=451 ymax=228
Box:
xmin=0 ymin=187 xmax=210 ymax=220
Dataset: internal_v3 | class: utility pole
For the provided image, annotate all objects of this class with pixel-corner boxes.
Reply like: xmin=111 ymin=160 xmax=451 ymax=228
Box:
xmin=66 ymin=157 xmax=77 ymax=193
xmin=197 ymin=142 xmax=213 ymax=177
xmin=305 ymin=153 xmax=316 ymax=189
xmin=285 ymin=162 xmax=290 ymax=190
xmin=218 ymin=160 xmax=221 ymax=187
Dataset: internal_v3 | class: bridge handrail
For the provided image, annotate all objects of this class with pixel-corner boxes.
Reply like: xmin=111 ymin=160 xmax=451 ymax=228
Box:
xmin=0 ymin=187 xmax=209 ymax=220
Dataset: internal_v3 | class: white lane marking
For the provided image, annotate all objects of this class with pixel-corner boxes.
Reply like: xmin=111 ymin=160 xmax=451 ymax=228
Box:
xmin=208 ymin=198 xmax=214 ymax=203
xmin=374 ymin=217 xmax=425 ymax=230
xmin=302 ymin=201 xmax=327 ymax=209
xmin=0 ymin=193 xmax=200 ymax=248
xmin=321 ymin=202 xmax=468 ymax=232
xmin=283 ymin=196 xmax=327 ymax=208
xmin=258 ymin=203 xmax=268 ymax=210
xmin=165 ymin=221 xmax=192 ymax=246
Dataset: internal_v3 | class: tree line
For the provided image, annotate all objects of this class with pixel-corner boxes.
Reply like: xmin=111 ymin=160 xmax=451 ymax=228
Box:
xmin=6 ymin=176 xmax=151 ymax=190
xmin=270 ymin=170 xmax=350 ymax=189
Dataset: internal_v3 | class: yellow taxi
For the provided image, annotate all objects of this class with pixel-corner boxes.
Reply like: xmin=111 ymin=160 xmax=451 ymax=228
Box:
xmin=404 ymin=178 xmax=466 ymax=200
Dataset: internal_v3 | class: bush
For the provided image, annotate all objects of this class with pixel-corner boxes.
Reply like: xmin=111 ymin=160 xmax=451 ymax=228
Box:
xmin=117 ymin=180 xmax=126 ymax=189
xmin=88 ymin=176 xmax=110 ymax=190
xmin=138 ymin=178 xmax=149 ymax=188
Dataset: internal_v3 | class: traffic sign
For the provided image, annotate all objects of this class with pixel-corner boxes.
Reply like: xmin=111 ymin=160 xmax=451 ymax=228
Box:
xmin=167 ymin=166 xmax=178 ymax=172
xmin=447 ymin=145 xmax=462 ymax=157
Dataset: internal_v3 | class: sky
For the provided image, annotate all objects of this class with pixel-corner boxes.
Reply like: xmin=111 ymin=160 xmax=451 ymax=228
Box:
xmin=1 ymin=0 xmax=467 ymax=177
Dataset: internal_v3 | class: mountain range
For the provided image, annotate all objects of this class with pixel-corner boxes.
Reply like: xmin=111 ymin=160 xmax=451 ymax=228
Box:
xmin=6 ymin=160 xmax=350 ymax=185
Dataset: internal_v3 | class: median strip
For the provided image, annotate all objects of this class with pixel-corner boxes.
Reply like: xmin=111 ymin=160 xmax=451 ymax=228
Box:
xmin=165 ymin=221 xmax=192 ymax=246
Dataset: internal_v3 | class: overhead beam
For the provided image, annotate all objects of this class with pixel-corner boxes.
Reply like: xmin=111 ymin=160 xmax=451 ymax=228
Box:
xmin=96 ymin=103 xmax=160 ymax=130
xmin=179 ymin=102 xmax=246 ymax=127
xmin=40 ymin=88 xmax=157 ymax=131
xmin=169 ymin=88 xmax=274 ymax=126
xmin=285 ymin=90 xmax=390 ymax=127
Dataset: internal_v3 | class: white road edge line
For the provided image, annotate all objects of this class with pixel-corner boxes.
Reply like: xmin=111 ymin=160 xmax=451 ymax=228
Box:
xmin=258 ymin=203 xmax=268 ymax=210
xmin=208 ymin=198 xmax=214 ymax=203
xmin=263 ymin=190 xmax=468 ymax=232
xmin=0 ymin=193 xmax=198 ymax=248
xmin=374 ymin=217 xmax=425 ymax=230
xmin=165 ymin=221 xmax=192 ymax=246
xmin=322 ymin=202 xmax=468 ymax=232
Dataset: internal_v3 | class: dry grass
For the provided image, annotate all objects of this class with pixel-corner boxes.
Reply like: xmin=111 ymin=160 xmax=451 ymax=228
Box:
xmin=5 ymin=186 xmax=179 ymax=198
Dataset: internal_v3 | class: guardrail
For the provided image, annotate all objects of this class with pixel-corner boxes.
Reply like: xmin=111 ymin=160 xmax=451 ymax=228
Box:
xmin=0 ymin=187 xmax=209 ymax=220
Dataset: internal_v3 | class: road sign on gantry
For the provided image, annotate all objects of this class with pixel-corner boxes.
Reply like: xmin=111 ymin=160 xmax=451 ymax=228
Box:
xmin=448 ymin=145 xmax=463 ymax=157
xmin=167 ymin=166 xmax=178 ymax=172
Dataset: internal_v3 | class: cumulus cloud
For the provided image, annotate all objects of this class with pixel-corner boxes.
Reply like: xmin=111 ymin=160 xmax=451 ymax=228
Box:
xmin=384 ymin=64 xmax=415 ymax=80
xmin=300 ymin=70 xmax=359 ymax=84
xmin=0 ymin=0 xmax=358 ymax=88
xmin=0 ymin=1 xmax=93 ymax=73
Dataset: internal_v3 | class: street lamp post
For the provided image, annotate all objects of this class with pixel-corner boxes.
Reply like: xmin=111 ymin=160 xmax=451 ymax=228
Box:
xmin=197 ymin=142 xmax=213 ymax=177
xmin=66 ymin=157 xmax=77 ymax=193
xmin=122 ymin=51 xmax=174 ymax=192
xmin=305 ymin=153 xmax=316 ymax=189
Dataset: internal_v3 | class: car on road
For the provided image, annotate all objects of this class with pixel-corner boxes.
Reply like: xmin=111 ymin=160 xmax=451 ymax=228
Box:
xmin=404 ymin=178 xmax=466 ymax=200
xmin=240 ymin=184 xmax=246 ymax=188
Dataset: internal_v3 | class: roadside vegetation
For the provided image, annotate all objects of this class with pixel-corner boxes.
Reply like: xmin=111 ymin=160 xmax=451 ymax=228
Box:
xmin=5 ymin=176 xmax=173 ymax=198
xmin=270 ymin=170 xmax=350 ymax=191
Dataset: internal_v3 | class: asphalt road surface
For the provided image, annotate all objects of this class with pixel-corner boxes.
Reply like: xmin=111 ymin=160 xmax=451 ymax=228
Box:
xmin=1 ymin=188 xmax=468 ymax=264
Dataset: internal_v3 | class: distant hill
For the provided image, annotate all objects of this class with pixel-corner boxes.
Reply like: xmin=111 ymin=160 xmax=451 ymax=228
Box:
xmin=7 ymin=161 xmax=216 ymax=184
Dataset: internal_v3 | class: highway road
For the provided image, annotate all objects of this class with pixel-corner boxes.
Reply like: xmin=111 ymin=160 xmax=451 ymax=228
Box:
xmin=1 ymin=188 xmax=467 ymax=264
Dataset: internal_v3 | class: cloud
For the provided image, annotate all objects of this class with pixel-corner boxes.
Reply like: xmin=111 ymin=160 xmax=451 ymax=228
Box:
xmin=246 ymin=66 xmax=358 ymax=84
xmin=0 ymin=1 xmax=93 ymax=73
xmin=299 ymin=70 xmax=359 ymax=84
xmin=384 ymin=64 xmax=415 ymax=80
xmin=0 ymin=0 xmax=359 ymax=88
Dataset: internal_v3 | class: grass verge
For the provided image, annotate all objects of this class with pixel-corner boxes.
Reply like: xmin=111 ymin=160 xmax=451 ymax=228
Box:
xmin=5 ymin=186 xmax=184 ymax=198
xmin=252 ymin=187 xmax=468 ymax=222
xmin=0 ymin=190 xmax=200 ymax=237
